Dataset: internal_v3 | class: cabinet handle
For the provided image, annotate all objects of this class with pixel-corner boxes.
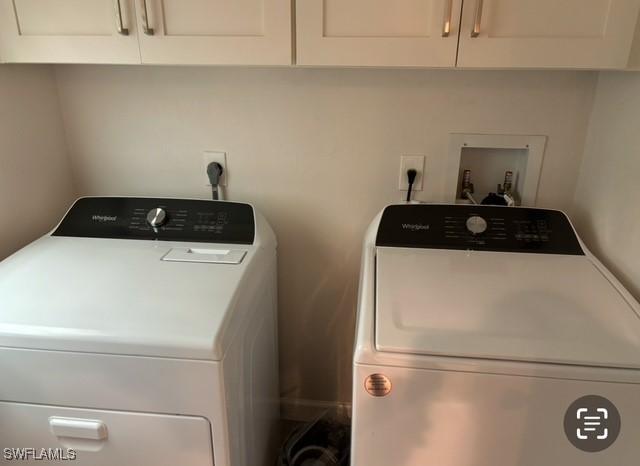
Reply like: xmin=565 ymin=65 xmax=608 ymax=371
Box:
xmin=140 ymin=0 xmax=154 ymax=35
xmin=471 ymin=0 xmax=483 ymax=37
xmin=113 ymin=0 xmax=128 ymax=35
xmin=442 ymin=0 xmax=453 ymax=37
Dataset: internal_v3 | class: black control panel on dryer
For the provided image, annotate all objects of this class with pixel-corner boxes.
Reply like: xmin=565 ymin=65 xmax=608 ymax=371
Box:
xmin=376 ymin=204 xmax=583 ymax=255
xmin=53 ymin=197 xmax=255 ymax=244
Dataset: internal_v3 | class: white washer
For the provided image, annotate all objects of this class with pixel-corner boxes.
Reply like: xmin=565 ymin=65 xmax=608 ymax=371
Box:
xmin=352 ymin=204 xmax=640 ymax=466
xmin=0 ymin=197 xmax=279 ymax=466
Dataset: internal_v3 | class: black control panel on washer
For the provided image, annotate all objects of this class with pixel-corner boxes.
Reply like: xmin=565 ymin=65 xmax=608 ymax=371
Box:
xmin=376 ymin=204 xmax=583 ymax=255
xmin=53 ymin=197 xmax=255 ymax=244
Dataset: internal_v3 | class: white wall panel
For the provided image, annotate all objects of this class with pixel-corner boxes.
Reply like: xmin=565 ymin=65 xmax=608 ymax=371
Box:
xmin=0 ymin=66 xmax=75 ymax=260
xmin=574 ymin=72 xmax=640 ymax=300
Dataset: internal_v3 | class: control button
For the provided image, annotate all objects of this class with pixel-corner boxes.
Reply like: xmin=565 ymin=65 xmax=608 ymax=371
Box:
xmin=146 ymin=208 xmax=168 ymax=228
xmin=466 ymin=215 xmax=488 ymax=235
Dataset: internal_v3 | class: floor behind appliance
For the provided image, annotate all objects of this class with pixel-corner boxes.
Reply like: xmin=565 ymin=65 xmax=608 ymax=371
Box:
xmin=0 ymin=197 xmax=279 ymax=466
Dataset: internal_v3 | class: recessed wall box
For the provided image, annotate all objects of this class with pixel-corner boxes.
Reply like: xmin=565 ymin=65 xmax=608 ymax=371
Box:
xmin=446 ymin=134 xmax=547 ymax=206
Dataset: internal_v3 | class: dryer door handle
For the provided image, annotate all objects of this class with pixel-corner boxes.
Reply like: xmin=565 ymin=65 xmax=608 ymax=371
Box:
xmin=49 ymin=417 xmax=108 ymax=440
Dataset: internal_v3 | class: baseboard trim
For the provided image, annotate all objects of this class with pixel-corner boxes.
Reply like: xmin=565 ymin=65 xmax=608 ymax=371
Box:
xmin=280 ymin=397 xmax=352 ymax=423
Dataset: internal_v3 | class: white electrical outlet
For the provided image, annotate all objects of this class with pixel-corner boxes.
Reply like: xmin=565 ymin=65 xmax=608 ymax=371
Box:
xmin=398 ymin=155 xmax=425 ymax=190
xmin=203 ymin=151 xmax=227 ymax=186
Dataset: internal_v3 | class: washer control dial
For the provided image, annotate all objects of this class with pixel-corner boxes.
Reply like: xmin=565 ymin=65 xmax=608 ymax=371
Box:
xmin=466 ymin=215 xmax=488 ymax=235
xmin=146 ymin=208 xmax=168 ymax=228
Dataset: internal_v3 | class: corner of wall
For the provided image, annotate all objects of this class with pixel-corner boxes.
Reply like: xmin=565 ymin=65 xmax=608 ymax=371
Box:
xmin=0 ymin=64 xmax=76 ymax=259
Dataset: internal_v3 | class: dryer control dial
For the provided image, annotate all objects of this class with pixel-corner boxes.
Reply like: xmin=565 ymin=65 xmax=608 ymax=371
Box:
xmin=147 ymin=208 xmax=168 ymax=228
xmin=466 ymin=215 xmax=488 ymax=235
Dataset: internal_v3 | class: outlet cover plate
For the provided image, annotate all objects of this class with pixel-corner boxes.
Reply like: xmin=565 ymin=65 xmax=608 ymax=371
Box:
xmin=203 ymin=151 xmax=227 ymax=187
xmin=398 ymin=155 xmax=425 ymax=191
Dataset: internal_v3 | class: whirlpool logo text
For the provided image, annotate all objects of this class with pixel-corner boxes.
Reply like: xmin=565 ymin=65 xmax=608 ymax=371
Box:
xmin=402 ymin=223 xmax=430 ymax=231
xmin=92 ymin=215 xmax=117 ymax=222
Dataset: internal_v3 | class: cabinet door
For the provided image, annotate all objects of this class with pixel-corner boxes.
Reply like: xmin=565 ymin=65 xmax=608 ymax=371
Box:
xmin=135 ymin=0 xmax=291 ymax=65
xmin=0 ymin=0 xmax=140 ymax=63
xmin=296 ymin=0 xmax=463 ymax=67
xmin=457 ymin=0 xmax=640 ymax=68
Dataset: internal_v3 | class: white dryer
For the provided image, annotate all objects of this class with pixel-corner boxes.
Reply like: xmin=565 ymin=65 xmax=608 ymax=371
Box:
xmin=352 ymin=204 xmax=640 ymax=466
xmin=0 ymin=197 xmax=279 ymax=466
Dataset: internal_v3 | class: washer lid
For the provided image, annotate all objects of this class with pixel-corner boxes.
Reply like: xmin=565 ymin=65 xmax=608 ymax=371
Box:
xmin=375 ymin=247 xmax=640 ymax=369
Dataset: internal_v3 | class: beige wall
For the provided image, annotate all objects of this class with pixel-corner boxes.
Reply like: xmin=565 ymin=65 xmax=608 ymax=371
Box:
xmin=53 ymin=66 xmax=596 ymax=404
xmin=0 ymin=65 xmax=74 ymax=260
xmin=573 ymin=72 xmax=640 ymax=300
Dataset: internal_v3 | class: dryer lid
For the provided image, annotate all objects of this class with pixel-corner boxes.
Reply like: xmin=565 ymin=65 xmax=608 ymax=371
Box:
xmin=375 ymin=247 xmax=640 ymax=369
xmin=0 ymin=236 xmax=256 ymax=360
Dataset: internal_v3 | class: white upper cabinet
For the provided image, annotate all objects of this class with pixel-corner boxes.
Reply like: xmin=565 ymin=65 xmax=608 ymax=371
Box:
xmin=295 ymin=0 xmax=463 ymax=67
xmin=0 ymin=0 xmax=141 ymax=63
xmin=1 ymin=0 xmax=639 ymax=67
xmin=135 ymin=0 xmax=292 ymax=65
xmin=457 ymin=0 xmax=640 ymax=69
